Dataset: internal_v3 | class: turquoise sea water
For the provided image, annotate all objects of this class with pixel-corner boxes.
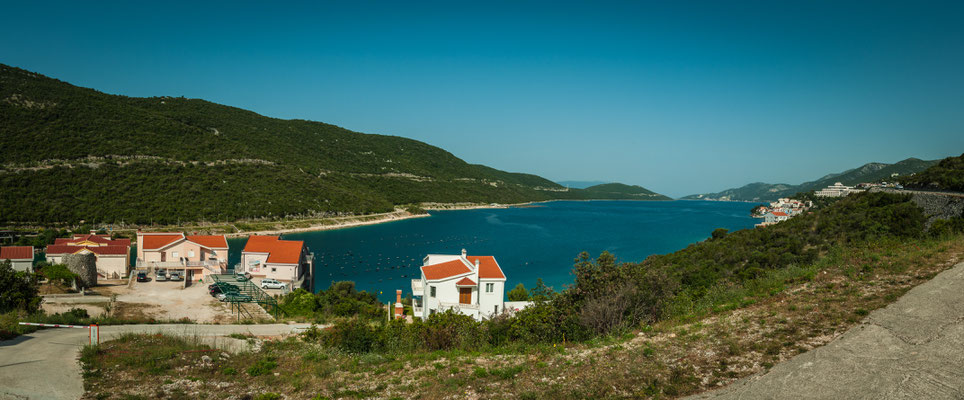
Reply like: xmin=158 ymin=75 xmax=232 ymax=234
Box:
xmin=228 ymin=200 xmax=758 ymax=302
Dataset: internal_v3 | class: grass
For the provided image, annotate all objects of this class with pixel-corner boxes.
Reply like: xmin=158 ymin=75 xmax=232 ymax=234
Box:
xmin=78 ymin=234 xmax=964 ymax=399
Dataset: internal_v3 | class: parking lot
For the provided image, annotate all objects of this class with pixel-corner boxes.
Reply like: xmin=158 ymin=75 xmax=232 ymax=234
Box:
xmin=98 ymin=274 xmax=237 ymax=323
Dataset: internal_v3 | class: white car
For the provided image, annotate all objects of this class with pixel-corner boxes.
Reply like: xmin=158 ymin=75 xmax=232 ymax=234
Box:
xmin=261 ymin=279 xmax=286 ymax=289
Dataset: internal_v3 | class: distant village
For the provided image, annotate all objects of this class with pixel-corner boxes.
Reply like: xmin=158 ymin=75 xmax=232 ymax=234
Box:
xmin=753 ymin=179 xmax=904 ymax=227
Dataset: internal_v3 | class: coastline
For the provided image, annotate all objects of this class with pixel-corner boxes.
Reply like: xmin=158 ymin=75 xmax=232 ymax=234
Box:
xmin=223 ymin=210 xmax=430 ymax=237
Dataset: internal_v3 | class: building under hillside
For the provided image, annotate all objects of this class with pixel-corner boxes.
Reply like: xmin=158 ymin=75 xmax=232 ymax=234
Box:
xmin=1 ymin=246 xmax=34 ymax=272
xmin=238 ymin=235 xmax=313 ymax=290
xmin=136 ymin=232 xmax=229 ymax=281
xmin=45 ymin=232 xmax=131 ymax=279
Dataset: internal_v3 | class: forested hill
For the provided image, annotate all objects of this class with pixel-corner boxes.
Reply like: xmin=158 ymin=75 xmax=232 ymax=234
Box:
xmin=682 ymin=157 xmax=938 ymax=202
xmin=0 ymin=64 xmax=667 ymax=225
xmin=902 ymin=153 xmax=964 ymax=192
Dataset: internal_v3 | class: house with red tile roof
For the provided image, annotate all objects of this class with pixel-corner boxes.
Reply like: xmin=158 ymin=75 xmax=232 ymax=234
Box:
xmin=45 ymin=232 xmax=131 ymax=278
xmin=136 ymin=232 xmax=228 ymax=280
xmin=411 ymin=249 xmax=507 ymax=321
xmin=239 ymin=235 xmax=312 ymax=288
xmin=1 ymin=246 xmax=34 ymax=272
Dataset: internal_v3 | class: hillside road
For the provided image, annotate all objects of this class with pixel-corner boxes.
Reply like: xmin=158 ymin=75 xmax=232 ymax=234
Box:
xmin=691 ymin=260 xmax=964 ymax=399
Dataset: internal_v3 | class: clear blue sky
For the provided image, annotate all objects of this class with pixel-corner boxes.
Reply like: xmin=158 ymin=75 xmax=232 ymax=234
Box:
xmin=2 ymin=1 xmax=962 ymax=197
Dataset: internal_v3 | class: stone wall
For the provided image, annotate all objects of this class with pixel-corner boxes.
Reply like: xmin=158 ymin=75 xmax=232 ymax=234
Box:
xmin=871 ymin=188 xmax=964 ymax=227
xmin=64 ymin=253 xmax=97 ymax=288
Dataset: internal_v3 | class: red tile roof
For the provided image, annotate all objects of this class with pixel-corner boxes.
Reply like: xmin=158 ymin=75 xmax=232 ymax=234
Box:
xmin=771 ymin=211 xmax=789 ymax=217
xmin=243 ymin=236 xmax=304 ymax=264
xmin=455 ymin=277 xmax=476 ymax=286
xmin=467 ymin=256 xmax=506 ymax=279
xmin=140 ymin=234 xmax=184 ymax=250
xmin=59 ymin=234 xmax=131 ymax=247
xmin=46 ymin=245 xmax=129 ymax=256
xmin=1 ymin=246 xmax=33 ymax=260
xmin=187 ymin=235 xmax=228 ymax=249
xmin=422 ymin=259 xmax=472 ymax=280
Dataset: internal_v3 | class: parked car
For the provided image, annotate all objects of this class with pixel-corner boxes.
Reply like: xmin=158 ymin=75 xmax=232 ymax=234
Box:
xmin=136 ymin=272 xmax=149 ymax=282
xmin=260 ymin=279 xmax=286 ymax=289
xmin=234 ymin=274 xmax=248 ymax=282
xmin=169 ymin=271 xmax=183 ymax=281
xmin=156 ymin=269 xmax=168 ymax=281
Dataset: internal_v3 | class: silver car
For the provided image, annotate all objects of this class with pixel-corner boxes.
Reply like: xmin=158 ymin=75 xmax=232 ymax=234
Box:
xmin=261 ymin=279 xmax=286 ymax=289
xmin=155 ymin=269 xmax=168 ymax=281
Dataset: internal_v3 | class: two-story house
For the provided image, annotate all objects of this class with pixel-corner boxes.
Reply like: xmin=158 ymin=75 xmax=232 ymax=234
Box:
xmin=411 ymin=249 xmax=506 ymax=321
xmin=45 ymin=232 xmax=131 ymax=279
xmin=238 ymin=235 xmax=312 ymax=289
xmin=136 ymin=232 xmax=228 ymax=281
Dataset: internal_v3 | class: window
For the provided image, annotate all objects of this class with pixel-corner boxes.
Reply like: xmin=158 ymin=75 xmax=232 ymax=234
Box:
xmin=430 ymin=286 xmax=436 ymax=298
xmin=172 ymin=251 xmax=179 ymax=259
xmin=188 ymin=250 xmax=195 ymax=257
xmin=486 ymin=283 xmax=494 ymax=293
xmin=271 ymin=267 xmax=277 ymax=272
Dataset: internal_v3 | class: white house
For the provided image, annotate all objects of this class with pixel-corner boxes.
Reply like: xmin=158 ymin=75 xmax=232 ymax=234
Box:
xmin=815 ymin=182 xmax=863 ymax=197
xmin=136 ymin=232 xmax=229 ymax=281
xmin=46 ymin=232 xmax=131 ymax=279
xmin=411 ymin=249 xmax=507 ymax=321
xmin=764 ymin=211 xmax=790 ymax=224
xmin=238 ymin=235 xmax=312 ymax=289
xmin=1 ymin=246 xmax=34 ymax=272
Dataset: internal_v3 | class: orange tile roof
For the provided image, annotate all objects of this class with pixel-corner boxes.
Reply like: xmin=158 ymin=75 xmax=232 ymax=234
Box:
xmin=467 ymin=256 xmax=505 ymax=279
xmin=1 ymin=246 xmax=33 ymax=260
xmin=140 ymin=234 xmax=184 ymax=250
xmin=62 ymin=234 xmax=131 ymax=247
xmin=47 ymin=245 xmax=129 ymax=256
xmin=455 ymin=277 xmax=476 ymax=286
xmin=771 ymin=211 xmax=789 ymax=217
xmin=243 ymin=236 xmax=304 ymax=264
xmin=187 ymin=235 xmax=228 ymax=249
xmin=421 ymin=259 xmax=471 ymax=280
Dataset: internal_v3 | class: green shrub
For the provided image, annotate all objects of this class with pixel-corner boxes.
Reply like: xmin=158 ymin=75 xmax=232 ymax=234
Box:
xmin=247 ymin=358 xmax=278 ymax=376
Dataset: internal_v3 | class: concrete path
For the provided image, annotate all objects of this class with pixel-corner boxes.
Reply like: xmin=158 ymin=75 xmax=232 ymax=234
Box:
xmin=692 ymin=260 xmax=964 ymax=399
xmin=0 ymin=323 xmax=310 ymax=400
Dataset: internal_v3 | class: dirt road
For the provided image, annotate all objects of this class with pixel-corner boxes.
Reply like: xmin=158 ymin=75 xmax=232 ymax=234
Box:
xmin=0 ymin=323 xmax=310 ymax=400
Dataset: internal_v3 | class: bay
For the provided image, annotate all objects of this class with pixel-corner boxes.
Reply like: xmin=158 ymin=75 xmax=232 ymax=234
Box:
xmin=228 ymin=200 xmax=758 ymax=302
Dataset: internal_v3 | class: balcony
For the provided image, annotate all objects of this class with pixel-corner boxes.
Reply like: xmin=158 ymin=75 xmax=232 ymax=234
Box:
xmin=411 ymin=279 xmax=424 ymax=296
xmin=136 ymin=259 xmax=223 ymax=273
xmin=439 ymin=302 xmax=479 ymax=310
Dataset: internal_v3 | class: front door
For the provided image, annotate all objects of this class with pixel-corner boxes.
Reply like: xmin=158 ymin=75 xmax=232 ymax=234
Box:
xmin=459 ymin=287 xmax=472 ymax=304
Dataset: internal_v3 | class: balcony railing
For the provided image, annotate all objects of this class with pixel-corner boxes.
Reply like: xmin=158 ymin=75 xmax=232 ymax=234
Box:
xmin=439 ymin=302 xmax=479 ymax=310
xmin=136 ymin=259 xmax=223 ymax=273
xmin=411 ymin=279 xmax=424 ymax=296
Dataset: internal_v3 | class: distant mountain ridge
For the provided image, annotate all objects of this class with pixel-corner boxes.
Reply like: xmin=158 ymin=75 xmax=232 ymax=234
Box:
xmin=0 ymin=64 xmax=668 ymax=225
xmin=682 ymin=158 xmax=939 ymax=202
xmin=556 ymin=180 xmax=609 ymax=189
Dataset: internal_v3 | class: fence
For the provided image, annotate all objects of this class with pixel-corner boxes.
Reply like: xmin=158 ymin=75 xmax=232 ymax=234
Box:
xmin=18 ymin=322 xmax=100 ymax=345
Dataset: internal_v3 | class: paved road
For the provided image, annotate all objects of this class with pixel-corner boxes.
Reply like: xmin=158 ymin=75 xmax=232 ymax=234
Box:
xmin=0 ymin=323 xmax=310 ymax=400
xmin=691 ymin=260 xmax=964 ymax=399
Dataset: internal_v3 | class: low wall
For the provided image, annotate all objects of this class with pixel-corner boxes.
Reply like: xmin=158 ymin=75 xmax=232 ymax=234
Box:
xmin=871 ymin=188 xmax=964 ymax=225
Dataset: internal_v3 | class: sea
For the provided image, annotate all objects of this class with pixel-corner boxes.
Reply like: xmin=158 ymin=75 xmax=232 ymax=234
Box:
xmin=227 ymin=200 xmax=759 ymax=302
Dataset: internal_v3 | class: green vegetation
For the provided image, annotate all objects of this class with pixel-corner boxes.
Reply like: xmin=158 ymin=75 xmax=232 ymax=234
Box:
xmin=278 ymin=282 xmax=385 ymax=322
xmin=902 ymin=152 xmax=964 ymax=192
xmin=0 ymin=259 xmax=40 ymax=314
xmin=682 ymin=157 xmax=938 ymax=201
xmin=0 ymin=64 xmax=667 ymax=225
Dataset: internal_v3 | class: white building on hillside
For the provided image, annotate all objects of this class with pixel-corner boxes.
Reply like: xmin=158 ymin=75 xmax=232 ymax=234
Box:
xmin=411 ymin=249 xmax=507 ymax=321
xmin=815 ymin=182 xmax=863 ymax=197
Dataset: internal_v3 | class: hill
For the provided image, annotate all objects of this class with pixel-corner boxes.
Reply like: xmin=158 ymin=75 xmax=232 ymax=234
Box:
xmin=0 ymin=64 xmax=667 ymax=225
xmin=902 ymin=153 xmax=964 ymax=192
xmin=566 ymin=183 xmax=672 ymax=200
xmin=682 ymin=157 xmax=939 ymax=202
xmin=556 ymin=180 xmax=609 ymax=189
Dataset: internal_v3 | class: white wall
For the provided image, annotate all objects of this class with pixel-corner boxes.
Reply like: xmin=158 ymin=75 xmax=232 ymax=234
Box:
xmin=11 ymin=259 xmax=32 ymax=272
xmin=478 ymin=279 xmax=506 ymax=318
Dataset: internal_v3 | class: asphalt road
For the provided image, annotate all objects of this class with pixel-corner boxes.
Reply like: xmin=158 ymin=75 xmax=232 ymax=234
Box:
xmin=691 ymin=260 xmax=964 ymax=399
xmin=0 ymin=323 xmax=310 ymax=400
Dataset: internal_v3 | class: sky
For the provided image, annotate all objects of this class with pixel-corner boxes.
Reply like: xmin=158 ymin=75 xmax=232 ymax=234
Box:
xmin=1 ymin=1 xmax=962 ymax=197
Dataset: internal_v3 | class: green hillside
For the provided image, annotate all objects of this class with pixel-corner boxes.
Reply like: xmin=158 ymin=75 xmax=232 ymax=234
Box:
xmin=564 ymin=183 xmax=672 ymax=200
xmin=902 ymin=153 xmax=964 ymax=192
xmin=682 ymin=158 xmax=939 ymax=202
xmin=0 ymin=64 xmax=667 ymax=225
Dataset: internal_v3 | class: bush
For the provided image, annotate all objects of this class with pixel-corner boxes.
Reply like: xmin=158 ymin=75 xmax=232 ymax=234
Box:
xmin=323 ymin=318 xmax=379 ymax=353
xmin=0 ymin=260 xmax=40 ymax=314
xmin=246 ymin=357 xmax=278 ymax=376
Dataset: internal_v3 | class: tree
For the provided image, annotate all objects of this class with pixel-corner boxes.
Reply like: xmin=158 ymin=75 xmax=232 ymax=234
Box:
xmin=530 ymin=278 xmax=555 ymax=302
xmin=0 ymin=260 xmax=40 ymax=313
xmin=711 ymin=228 xmax=728 ymax=240
xmin=507 ymin=283 xmax=530 ymax=301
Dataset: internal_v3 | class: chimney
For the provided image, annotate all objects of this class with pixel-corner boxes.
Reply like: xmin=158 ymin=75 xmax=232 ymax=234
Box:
xmin=475 ymin=259 xmax=480 ymax=269
xmin=461 ymin=248 xmax=467 ymax=258
xmin=394 ymin=290 xmax=404 ymax=319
